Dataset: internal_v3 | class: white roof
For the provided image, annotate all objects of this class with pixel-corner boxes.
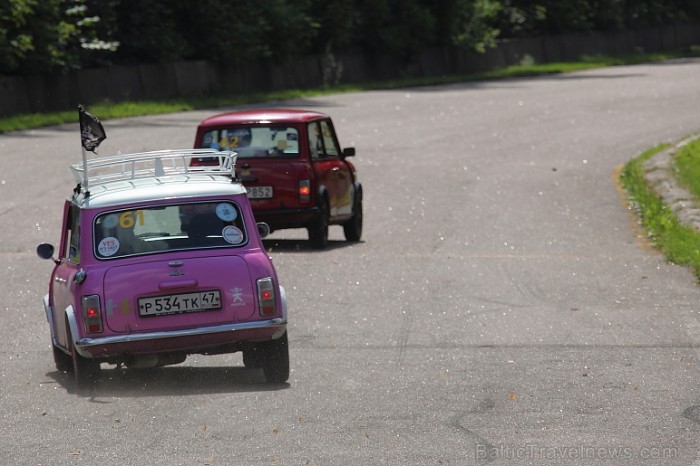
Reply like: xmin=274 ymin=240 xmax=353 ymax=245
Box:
xmin=75 ymin=174 xmax=247 ymax=209
xmin=70 ymin=149 xmax=246 ymax=208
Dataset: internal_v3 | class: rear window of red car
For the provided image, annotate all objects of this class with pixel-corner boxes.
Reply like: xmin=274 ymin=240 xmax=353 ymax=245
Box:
xmin=200 ymin=126 xmax=299 ymax=158
xmin=93 ymin=201 xmax=247 ymax=259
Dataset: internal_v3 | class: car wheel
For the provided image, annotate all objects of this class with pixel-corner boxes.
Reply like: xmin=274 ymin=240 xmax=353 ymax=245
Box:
xmin=67 ymin=323 xmax=100 ymax=388
xmin=343 ymin=195 xmax=363 ymax=242
xmin=260 ymin=332 xmax=289 ymax=384
xmin=308 ymin=197 xmax=329 ymax=249
xmin=52 ymin=344 xmax=72 ymax=373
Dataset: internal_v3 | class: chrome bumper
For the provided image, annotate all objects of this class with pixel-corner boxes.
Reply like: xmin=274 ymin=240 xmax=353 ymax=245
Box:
xmin=76 ymin=318 xmax=287 ymax=352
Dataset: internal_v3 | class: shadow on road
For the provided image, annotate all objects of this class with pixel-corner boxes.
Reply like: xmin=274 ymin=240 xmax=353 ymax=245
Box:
xmin=47 ymin=365 xmax=290 ymax=398
xmin=263 ymin=238 xmax=364 ymax=253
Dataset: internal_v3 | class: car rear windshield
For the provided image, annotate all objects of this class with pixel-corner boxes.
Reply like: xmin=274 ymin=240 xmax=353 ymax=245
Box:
xmin=200 ymin=126 xmax=299 ymax=158
xmin=93 ymin=201 xmax=247 ymax=259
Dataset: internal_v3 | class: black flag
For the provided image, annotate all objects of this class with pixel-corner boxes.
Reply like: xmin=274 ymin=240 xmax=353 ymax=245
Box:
xmin=78 ymin=104 xmax=106 ymax=152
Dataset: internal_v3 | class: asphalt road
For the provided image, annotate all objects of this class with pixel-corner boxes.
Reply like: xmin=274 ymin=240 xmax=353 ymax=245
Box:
xmin=2 ymin=59 xmax=700 ymax=465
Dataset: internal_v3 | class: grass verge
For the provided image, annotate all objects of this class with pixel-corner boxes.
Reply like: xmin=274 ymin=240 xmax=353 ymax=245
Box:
xmin=1 ymin=46 xmax=699 ymax=134
xmin=673 ymin=138 xmax=700 ymax=199
xmin=620 ymin=141 xmax=700 ymax=279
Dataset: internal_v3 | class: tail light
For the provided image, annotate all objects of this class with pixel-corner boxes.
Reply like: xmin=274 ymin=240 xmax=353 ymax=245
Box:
xmin=81 ymin=295 xmax=103 ymax=333
xmin=257 ymin=278 xmax=276 ymax=317
xmin=298 ymin=180 xmax=311 ymax=204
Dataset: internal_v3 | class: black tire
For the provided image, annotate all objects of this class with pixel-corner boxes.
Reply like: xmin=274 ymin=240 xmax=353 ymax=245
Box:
xmin=242 ymin=347 xmax=263 ymax=369
xmin=52 ymin=344 xmax=72 ymax=373
xmin=67 ymin=324 xmax=100 ymax=388
xmin=72 ymin=348 xmax=100 ymax=389
xmin=260 ymin=332 xmax=289 ymax=384
xmin=307 ymin=197 xmax=329 ymax=249
xmin=343 ymin=194 xmax=363 ymax=242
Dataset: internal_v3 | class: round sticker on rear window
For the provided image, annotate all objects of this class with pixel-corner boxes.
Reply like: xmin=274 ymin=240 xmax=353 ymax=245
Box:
xmin=102 ymin=214 xmax=119 ymax=229
xmin=222 ymin=226 xmax=244 ymax=244
xmin=98 ymin=237 xmax=120 ymax=257
xmin=215 ymin=203 xmax=237 ymax=222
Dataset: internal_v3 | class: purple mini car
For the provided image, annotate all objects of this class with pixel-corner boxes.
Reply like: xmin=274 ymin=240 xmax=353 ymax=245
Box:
xmin=37 ymin=149 xmax=289 ymax=387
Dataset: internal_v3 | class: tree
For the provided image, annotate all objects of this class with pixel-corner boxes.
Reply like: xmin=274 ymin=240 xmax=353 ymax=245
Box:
xmin=308 ymin=0 xmax=360 ymax=54
xmin=112 ymin=0 xmax=185 ymax=63
xmin=163 ymin=0 xmax=316 ymax=65
xmin=493 ymin=0 xmax=699 ymax=39
xmin=3 ymin=0 xmax=698 ymax=75
xmin=450 ymin=0 xmax=502 ymax=52
xmin=0 ymin=0 xmax=35 ymax=74
xmin=0 ymin=0 xmax=118 ymax=75
xmin=355 ymin=0 xmax=437 ymax=58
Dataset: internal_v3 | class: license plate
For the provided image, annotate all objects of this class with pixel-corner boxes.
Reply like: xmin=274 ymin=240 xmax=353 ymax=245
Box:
xmin=138 ymin=290 xmax=221 ymax=316
xmin=247 ymin=186 xmax=273 ymax=199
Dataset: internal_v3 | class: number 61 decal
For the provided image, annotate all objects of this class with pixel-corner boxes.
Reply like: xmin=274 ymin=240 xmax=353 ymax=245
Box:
xmin=119 ymin=210 xmax=144 ymax=229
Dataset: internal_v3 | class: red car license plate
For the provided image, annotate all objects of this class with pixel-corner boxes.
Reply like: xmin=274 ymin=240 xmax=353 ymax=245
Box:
xmin=247 ymin=186 xmax=273 ymax=199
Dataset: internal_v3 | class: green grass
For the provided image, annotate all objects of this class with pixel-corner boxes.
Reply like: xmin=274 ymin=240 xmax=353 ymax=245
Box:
xmin=2 ymin=46 xmax=699 ymax=134
xmin=620 ymin=141 xmax=700 ymax=279
xmin=673 ymin=138 xmax=700 ymax=199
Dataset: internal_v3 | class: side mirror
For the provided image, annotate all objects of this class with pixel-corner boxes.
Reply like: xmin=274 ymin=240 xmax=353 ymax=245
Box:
xmin=257 ymin=222 xmax=270 ymax=239
xmin=37 ymin=243 xmax=57 ymax=262
xmin=342 ymin=147 xmax=355 ymax=158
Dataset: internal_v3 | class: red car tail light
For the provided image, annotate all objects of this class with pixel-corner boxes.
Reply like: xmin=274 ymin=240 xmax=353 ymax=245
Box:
xmin=257 ymin=278 xmax=276 ymax=317
xmin=81 ymin=295 xmax=103 ymax=333
xmin=298 ymin=180 xmax=311 ymax=204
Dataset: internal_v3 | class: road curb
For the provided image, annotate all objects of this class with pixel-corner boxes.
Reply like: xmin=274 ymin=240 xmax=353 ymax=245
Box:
xmin=643 ymin=134 xmax=700 ymax=230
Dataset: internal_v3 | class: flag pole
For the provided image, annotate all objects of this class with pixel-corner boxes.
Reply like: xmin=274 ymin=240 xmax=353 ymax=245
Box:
xmin=81 ymin=145 xmax=89 ymax=193
xmin=77 ymin=105 xmax=89 ymax=193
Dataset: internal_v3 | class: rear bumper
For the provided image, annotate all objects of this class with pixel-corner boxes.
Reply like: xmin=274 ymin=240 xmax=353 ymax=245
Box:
xmin=76 ymin=318 xmax=287 ymax=358
xmin=253 ymin=206 xmax=319 ymax=230
xmin=70 ymin=286 xmax=289 ymax=358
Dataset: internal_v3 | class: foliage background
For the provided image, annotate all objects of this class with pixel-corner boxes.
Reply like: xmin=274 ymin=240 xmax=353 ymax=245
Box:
xmin=1 ymin=0 xmax=698 ymax=76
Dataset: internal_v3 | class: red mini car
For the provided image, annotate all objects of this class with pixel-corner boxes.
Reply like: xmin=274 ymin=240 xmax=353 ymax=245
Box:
xmin=193 ymin=109 xmax=362 ymax=248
